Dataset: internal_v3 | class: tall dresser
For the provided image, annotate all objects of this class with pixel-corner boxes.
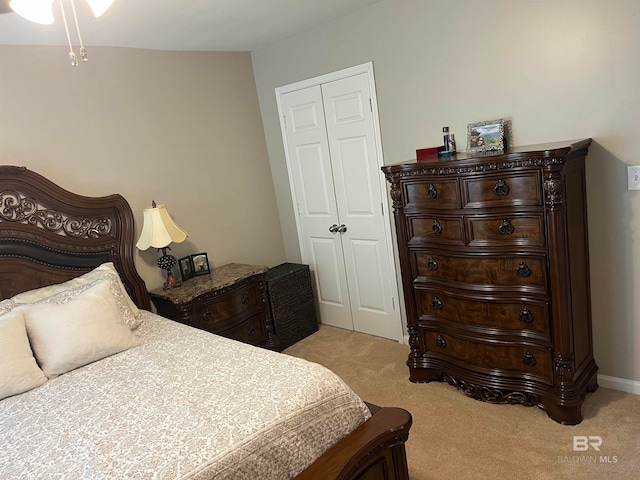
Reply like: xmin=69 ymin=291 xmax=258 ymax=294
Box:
xmin=382 ymin=139 xmax=598 ymax=425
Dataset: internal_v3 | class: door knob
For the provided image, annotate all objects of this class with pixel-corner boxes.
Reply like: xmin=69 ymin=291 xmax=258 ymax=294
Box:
xmin=337 ymin=224 xmax=347 ymax=233
xmin=329 ymin=224 xmax=339 ymax=233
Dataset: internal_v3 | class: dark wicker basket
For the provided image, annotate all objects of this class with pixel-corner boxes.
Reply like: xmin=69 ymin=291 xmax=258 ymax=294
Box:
xmin=264 ymin=263 xmax=318 ymax=351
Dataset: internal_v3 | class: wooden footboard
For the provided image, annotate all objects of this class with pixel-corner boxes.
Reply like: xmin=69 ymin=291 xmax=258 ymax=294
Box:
xmin=296 ymin=407 xmax=412 ymax=480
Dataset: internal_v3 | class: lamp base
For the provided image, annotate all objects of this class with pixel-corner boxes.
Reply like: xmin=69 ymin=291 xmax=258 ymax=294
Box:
xmin=158 ymin=252 xmax=181 ymax=290
xmin=163 ymin=270 xmax=182 ymax=290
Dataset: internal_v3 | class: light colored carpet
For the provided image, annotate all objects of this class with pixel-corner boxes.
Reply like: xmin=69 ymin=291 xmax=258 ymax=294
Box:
xmin=283 ymin=325 xmax=640 ymax=480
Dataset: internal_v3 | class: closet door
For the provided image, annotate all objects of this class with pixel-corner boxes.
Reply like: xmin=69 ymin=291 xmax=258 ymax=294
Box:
xmin=281 ymin=85 xmax=354 ymax=332
xmin=279 ymin=67 xmax=400 ymax=341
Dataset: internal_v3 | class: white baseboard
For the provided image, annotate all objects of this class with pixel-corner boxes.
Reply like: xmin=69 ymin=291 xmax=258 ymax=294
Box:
xmin=597 ymin=374 xmax=640 ymax=395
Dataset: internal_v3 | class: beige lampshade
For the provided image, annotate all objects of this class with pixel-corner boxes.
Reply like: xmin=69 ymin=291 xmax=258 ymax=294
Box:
xmin=136 ymin=205 xmax=188 ymax=250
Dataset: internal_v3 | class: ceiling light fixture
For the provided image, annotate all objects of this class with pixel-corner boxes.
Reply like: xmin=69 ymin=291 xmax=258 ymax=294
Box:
xmin=9 ymin=0 xmax=114 ymax=66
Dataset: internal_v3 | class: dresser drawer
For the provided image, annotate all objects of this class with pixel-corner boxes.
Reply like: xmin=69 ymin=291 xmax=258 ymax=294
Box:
xmin=404 ymin=178 xmax=460 ymax=211
xmin=423 ymin=331 xmax=553 ymax=384
xmin=407 ymin=215 xmax=465 ymax=246
xmin=462 ymin=172 xmax=543 ymax=208
xmin=467 ymin=213 xmax=545 ymax=248
xmin=220 ymin=312 xmax=268 ymax=346
xmin=415 ymin=289 xmax=550 ymax=342
xmin=413 ymin=252 xmax=547 ymax=291
xmin=193 ymin=283 xmax=261 ymax=331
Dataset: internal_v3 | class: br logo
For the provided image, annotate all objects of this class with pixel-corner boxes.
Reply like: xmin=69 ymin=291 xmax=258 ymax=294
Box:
xmin=573 ymin=436 xmax=603 ymax=452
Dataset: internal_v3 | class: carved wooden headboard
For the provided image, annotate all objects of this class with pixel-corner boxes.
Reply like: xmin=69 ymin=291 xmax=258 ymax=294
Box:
xmin=0 ymin=166 xmax=151 ymax=310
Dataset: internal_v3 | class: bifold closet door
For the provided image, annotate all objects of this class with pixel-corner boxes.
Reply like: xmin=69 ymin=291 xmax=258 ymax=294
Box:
xmin=281 ymin=73 xmax=399 ymax=340
xmin=283 ymin=85 xmax=354 ymax=332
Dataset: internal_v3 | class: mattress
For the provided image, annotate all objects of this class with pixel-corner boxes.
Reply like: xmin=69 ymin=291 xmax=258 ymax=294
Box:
xmin=0 ymin=312 xmax=371 ymax=479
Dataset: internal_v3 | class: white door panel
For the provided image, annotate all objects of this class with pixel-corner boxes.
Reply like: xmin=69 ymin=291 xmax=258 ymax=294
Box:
xmin=282 ymin=86 xmax=353 ymax=331
xmin=309 ymin=237 xmax=346 ymax=306
xmin=347 ymin=239 xmax=386 ymax=312
xmin=290 ymin=101 xmax=322 ymax=131
xmin=330 ymin=91 xmax=365 ymax=125
xmin=296 ymin=144 xmax=333 ymax=216
xmin=335 ymin=136 xmax=375 ymax=215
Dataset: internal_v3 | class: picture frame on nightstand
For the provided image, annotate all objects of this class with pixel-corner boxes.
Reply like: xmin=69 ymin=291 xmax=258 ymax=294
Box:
xmin=178 ymin=256 xmax=195 ymax=281
xmin=191 ymin=252 xmax=210 ymax=276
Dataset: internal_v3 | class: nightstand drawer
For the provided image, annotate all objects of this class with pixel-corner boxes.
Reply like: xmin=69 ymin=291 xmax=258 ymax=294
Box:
xmin=194 ymin=283 xmax=261 ymax=330
xmin=220 ymin=312 xmax=268 ymax=346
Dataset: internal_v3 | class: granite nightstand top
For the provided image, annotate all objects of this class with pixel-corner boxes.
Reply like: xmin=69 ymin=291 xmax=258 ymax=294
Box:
xmin=149 ymin=263 xmax=268 ymax=304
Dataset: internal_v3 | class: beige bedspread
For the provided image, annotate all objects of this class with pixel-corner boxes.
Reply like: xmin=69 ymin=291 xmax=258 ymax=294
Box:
xmin=0 ymin=312 xmax=370 ymax=479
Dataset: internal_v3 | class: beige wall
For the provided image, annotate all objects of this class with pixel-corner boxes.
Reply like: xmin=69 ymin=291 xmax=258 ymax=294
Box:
xmin=252 ymin=0 xmax=640 ymax=382
xmin=0 ymin=46 xmax=285 ymax=290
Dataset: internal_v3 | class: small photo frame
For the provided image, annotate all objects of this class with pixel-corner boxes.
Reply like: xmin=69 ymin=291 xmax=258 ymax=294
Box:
xmin=467 ymin=118 xmax=506 ymax=153
xmin=191 ymin=252 xmax=210 ymax=276
xmin=178 ymin=256 xmax=195 ymax=281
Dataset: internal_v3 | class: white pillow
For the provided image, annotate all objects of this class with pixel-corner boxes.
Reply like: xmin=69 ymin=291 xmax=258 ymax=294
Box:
xmin=22 ymin=279 xmax=141 ymax=379
xmin=11 ymin=263 xmax=143 ymax=330
xmin=0 ymin=310 xmax=48 ymax=400
xmin=11 ymin=262 xmax=142 ymax=324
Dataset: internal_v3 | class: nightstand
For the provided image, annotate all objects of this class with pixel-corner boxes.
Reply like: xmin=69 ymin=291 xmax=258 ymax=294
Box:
xmin=149 ymin=263 xmax=279 ymax=351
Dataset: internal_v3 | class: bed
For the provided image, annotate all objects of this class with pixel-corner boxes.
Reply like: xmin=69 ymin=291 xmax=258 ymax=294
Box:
xmin=0 ymin=166 xmax=411 ymax=480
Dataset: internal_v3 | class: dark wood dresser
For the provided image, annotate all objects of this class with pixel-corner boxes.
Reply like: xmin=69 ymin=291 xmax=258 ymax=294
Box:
xmin=381 ymin=139 xmax=598 ymax=424
xmin=149 ymin=263 xmax=279 ymax=351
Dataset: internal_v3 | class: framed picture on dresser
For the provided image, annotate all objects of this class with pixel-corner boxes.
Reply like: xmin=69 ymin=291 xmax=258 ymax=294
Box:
xmin=178 ymin=256 xmax=195 ymax=281
xmin=191 ymin=252 xmax=210 ymax=276
xmin=466 ymin=118 xmax=506 ymax=153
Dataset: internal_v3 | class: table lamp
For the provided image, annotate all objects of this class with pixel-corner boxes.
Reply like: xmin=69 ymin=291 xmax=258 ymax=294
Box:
xmin=136 ymin=201 xmax=188 ymax=289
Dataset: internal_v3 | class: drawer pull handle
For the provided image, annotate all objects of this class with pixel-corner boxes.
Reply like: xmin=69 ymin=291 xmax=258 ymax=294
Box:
xmin=516 ymin=262 xmax=531 ymax=277
xmin=428 ymin=184 xmax=438 ymax=199
xmin=493 ymin=179 xmax=510 ymax=196
xmin=431 ymin=296 xmax=443 ymax=310
xmin=427 ymin=257 xmax=438 ymax=271
xmin=498 ymin=219 xmax=515 ymax=235
xmin=242 ymin=293 xmax=250 ymax=304
xmin=519 ymin=308 xmax=534 ymax=323
xmin=248 ymin=324 xmax=256 ymax=336
xmin=435 ymin=334 xmax=447 ymax=348
xmin=521 ymin=351 xmax=537 ymax=367
xmin=432 ymin=219 xmax=442 ymax=235
xmin=201 ymin=309 xmax=213 ymax=322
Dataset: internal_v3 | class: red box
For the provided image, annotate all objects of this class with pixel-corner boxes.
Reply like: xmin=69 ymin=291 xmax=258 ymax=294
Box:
xmin=416 ymin=145 xmax=446 ymax=161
